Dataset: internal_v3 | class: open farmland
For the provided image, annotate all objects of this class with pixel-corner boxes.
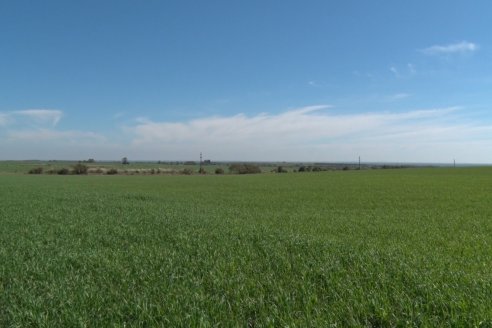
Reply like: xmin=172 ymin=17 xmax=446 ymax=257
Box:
xmin=0 ymin=168 xmax=491 ymax=326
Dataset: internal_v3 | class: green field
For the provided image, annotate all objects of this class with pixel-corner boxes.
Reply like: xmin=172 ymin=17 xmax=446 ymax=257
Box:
xmin=1 ymin=168 xmax=491 ymax=326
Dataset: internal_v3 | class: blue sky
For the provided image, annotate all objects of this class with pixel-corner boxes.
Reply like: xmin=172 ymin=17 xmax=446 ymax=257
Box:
xmin=1 ymin=1 xmax=492 ymax=162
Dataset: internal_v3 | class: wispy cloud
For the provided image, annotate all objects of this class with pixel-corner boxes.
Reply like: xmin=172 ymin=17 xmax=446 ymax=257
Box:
xmin=1 ymin=128 xmax=116 ymax=160
xmin=308 ymin=80 xmax=331 ymax=88
xmin=0 ymin=109 xmax=109 ymax=159
xmin=407 ymin=63 xmax=416 ymax=74
xmin=352 ymin=71 xmax=374 ymax=79
xmin=421 ymin=41 xmax=478 ymax=55
xmin=390 ymin=64 xmax=417 ymax=78
xmin=0 ymin=109 xmax=64 ymax=127
xmin=386 ymin=93 xmax=411 ymax=101
xmin=7 ymin=129 xmax=104 ymax=142
xmin=389 ymin=66 xmax=400 ymax=77
xmin=113 ymin=112 xmax=126 ymax=119
xmin=0 ymin=113 xmax=9 ymax=126
xmin=14 ymin=109 xmax=63 ymax=126
xmin=123 ymin=105 xmax=488 ymax=162
xmin=2 ymin=105 xmax=491 ymax=163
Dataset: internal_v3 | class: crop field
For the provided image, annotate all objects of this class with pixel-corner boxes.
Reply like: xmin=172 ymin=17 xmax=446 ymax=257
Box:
xmin=1 ymin=168 xmax=491 ymax=326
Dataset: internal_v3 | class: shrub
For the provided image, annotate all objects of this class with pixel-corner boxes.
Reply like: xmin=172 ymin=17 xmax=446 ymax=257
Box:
xmin=28 ymin=167 xmax=43 ymax=174
xmin=229 ymin=164 xmax=262 ymax=174
xmin=215 ymin=168 xmax=224 ymax=174
xmin=276 ymin=166 xmax=288 ymax=173
xmin=198 ymin=167 xmax=206 ymax=174
xmin=298 ymin=166 xmax=306 ymax=172
xmin=181 ymin=168 xmax=193 ymax=175
xmin=342 ymin=166 xmax=350 ymax=171
xmin=57 ymin=168 xmax=70 ymax=175
xmin=72 ymin=163 xmax=88 ymax=175
xmin=107 ymin=168 xmax=118 ymax=175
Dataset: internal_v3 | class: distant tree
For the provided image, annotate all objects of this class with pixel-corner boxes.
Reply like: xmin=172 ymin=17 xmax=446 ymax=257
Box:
xmin=229 ymin=164 xmax=261 ymax=174
xmin=276 ymin=166 xmax=287 ymax=173
xmin=72 ymin=163 xmax=88 ymax=175
xmin=181 ymin=168 xmax=193 ymax=175
xmin=122 ymin=157 xmax=129 ymax=165
xmin=57 ymin=168 xmax=70 ymax=175
xmin=215 ymin=168 xmax=224 ymax=174
xmin=28 ymin=167 xmax=43 ymax=174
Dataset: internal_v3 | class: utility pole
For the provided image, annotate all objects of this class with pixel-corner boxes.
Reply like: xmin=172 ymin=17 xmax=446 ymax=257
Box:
xmin=199 ymin=152 xmax=203 ymax=172
xmin=358 ymin=156 xmax=361 ymax=170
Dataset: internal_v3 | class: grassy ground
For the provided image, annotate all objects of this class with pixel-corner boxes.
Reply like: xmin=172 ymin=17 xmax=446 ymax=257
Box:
xmin=1 ymin=168 xmax=491 ymax=326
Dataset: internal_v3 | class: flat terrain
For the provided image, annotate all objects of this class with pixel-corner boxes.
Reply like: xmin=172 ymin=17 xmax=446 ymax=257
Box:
xmin=1 ymin=168 xmax=491 ymax=326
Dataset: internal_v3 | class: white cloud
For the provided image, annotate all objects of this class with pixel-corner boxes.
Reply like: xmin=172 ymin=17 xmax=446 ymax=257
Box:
xmin=386 ymin=93 xmax=411 ymax=101
xmin=308 ymin=80 xmax=331 ymax=88
xmin=7 ymin=129 xmax=104 ymax=142
xmin=421 ymin=41 xmax=478 ymax=55
xmin=0 ymin=131 xmax=119 ymax=161
xmin=14 ymin=109 xmax=63 ymax=126
xmin=0 ymin=109 xmax=64 ymax=127
xmin=131 ymin=105 xmax=334 ymax=146
xmin=132 ymin=105 xmax=453 ymax=145
xmin=390 ymin=66 xmax=400 ymax=77
xmin=113 ymin=112 xmax=126 ymax=119
xmin=390 ymin=64 xmax=417 ymax=78
xmin=407 ymin=63 xmax=416 ymax=74
xmin=0 ymin=113 xmax=9 ymax=126
xmin=352 ymin=71 xmax=374 ymax=79
xmin=0 ymin=123 xmax=113 ymax=160
xmin=2 ymin=105 xmax=492 ymax=163
xmin=123 ymin=105 xmax=491 ymax=162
